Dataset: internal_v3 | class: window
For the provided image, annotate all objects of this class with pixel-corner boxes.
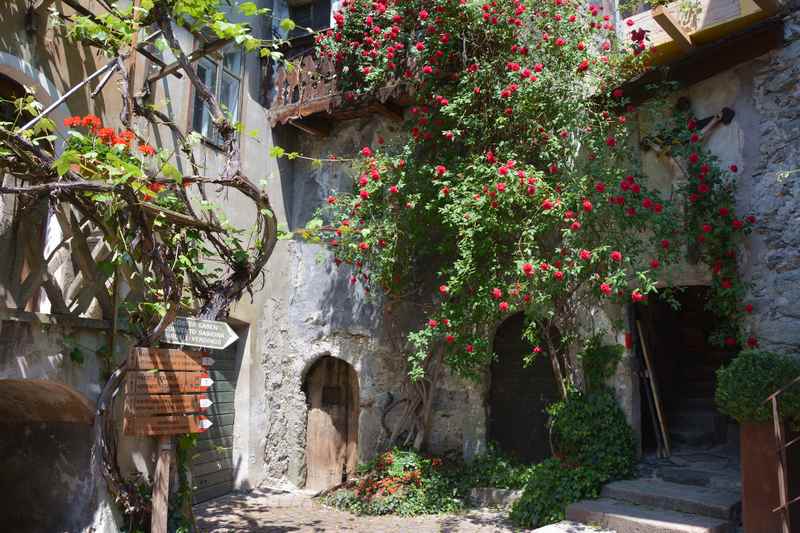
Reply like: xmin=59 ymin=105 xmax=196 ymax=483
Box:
xmin=191 ymin=45 xmax=244 ymax=145
xmin=287 ymin=0 xmax=332 ymax=38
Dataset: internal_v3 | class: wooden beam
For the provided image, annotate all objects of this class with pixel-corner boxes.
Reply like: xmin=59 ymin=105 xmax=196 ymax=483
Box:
xmin=752 ymin=0 xmax=780 ymax=12
xmin=288 ymin=118 xmax=330 ymax=137
xmin=652 ymin=5 xmax=694 ymax=51
xmin=147 ymin=38 xmax=231 ymax=85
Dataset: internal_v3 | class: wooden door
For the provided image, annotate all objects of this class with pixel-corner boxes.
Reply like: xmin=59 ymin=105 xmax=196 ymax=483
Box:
xmin=304 ymin=357 xmax=359 ymax=491
xmin=489 ymin=313 xmax=560 ymax=463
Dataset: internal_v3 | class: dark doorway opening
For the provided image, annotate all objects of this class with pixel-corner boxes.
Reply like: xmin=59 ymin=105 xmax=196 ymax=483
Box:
xmin=636 ymin=286 xmax=738 ymax=452
xmin=303 ymin=356 xmax=359 ymax=491
xmin=488 ymin=313 xmax=560 ymax=463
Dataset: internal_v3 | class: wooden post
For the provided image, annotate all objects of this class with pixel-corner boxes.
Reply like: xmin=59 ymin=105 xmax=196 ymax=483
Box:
xmin=151 ymin=436 xmax=173 ymax=533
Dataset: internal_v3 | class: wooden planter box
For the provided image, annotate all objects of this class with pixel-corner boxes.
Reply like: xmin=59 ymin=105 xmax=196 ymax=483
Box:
xmin=741 ymin=422 xmax=782 ymax=532
xmin=622 ymin=0 xmax=777 ymax=64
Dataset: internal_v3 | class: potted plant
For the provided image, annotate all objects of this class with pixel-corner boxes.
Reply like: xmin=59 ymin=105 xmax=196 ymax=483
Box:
xmin=716 ymin=350 xmax=800 ymax=532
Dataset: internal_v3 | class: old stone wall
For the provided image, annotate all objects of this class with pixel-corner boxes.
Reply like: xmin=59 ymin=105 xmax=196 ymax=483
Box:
xmin=745 ymin=6 xmax=800 ymax=354
xmin=261 ymin=116 xmax=486 ymax=488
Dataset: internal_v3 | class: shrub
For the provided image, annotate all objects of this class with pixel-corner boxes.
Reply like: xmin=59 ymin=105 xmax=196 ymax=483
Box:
xmin=456 ymin=442 xmax=532 ymax=490
xmin=323 ymin=449 xmax=464 ymax=516
xmin=509 ymin=459 xmax=604 ymax=528
xmin=548 ymin=389 xmax=636 ymax=481
xmin=716 ymin=350 xmax=800 ymax=425
xmin=510 ymin=389 xmax=635 ymax=529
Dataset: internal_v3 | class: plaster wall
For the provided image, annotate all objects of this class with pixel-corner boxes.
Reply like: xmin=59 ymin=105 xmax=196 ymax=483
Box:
xmin=261 ymin=115 xmax=487 ymax=488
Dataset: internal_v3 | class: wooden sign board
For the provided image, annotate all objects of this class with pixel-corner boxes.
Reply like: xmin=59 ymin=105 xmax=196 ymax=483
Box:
xmin=124 ymin=393 xmax=212 ymax=417
xmin=162 ymin=316 xmax=238 ymax=350
xmin=128 ymin=348 xmax=214 ymax=372
xmin=125 ymin=371 xmax=213 ymax=395
xmin=123 ymin=414 xmax=213 ymax=436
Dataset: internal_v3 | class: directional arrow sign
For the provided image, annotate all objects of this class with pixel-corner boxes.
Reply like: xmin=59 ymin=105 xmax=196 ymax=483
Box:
xmin=128 ymin=348 xmax=214 ymax=372
xmin=161 ymin=316 xmax=238 ymax=350
xmin=123 ymin=414 xmax=213 ymax=436
xmin=124 ymin=394 xmax=214 ymax=417
xmin=125 ymin=371 xmax=214 ymax=395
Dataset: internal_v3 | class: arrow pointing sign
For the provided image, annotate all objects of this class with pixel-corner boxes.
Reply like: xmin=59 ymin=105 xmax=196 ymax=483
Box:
xmin=162 ymin=316 xmax=238 ymax=350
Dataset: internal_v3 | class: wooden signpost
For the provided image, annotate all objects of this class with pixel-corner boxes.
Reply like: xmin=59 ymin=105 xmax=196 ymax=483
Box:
xmin=123 ymin=345 xmax=220 ymax=533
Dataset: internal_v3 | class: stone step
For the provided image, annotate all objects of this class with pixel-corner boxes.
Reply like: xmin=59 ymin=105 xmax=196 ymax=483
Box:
xmin=601 ymin=479 xmax=740 ymax=521
xmin=532 ymin=520 xmax=615 ymax=532
xmin=658 ymin=467 xmax=741 ymax=491
xmin=567 ymin=498 xmax=735 ymax=533
xmin=467 ymin=487 xmax=522 ymax=508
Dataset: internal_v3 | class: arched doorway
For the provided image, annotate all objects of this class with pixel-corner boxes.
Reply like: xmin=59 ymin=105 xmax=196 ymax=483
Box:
xmin=0 ymin=379 xmax=95 ymax=532
xmin=303 ymin=356 xmax=359 ymax=491
xmin=488 ymin=313 xmax=560 ymax=462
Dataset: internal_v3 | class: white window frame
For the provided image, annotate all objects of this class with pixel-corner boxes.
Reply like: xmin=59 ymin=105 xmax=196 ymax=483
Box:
xmin=190 ymin=43 xmax=244 ymax=146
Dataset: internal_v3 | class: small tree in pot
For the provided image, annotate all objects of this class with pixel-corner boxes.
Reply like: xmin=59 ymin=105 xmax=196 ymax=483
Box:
xmin=716 ymin=350 xmax=800 ymax=532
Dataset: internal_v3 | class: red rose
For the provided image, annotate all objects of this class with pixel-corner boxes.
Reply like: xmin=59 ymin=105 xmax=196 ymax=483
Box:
xmin=650 ymin=259 xmax=660 ymax=269
xmin=435 ymin=165 xmax=447 ymax=176
xmin=361 ymin=146 xmax=373 ymax=157
xmin=359 ymin=242 xmax=369 ymax=250
xmin=499 ymin=301 xmax=509 ymax=312
xmin=582 ymin=200 xmax=593 ymax=212
xmin=428 ymin=319 xmax=438 ymax=328
xmin=631 ymin=289 xmax=645 ymax=302
xmin=600 ymin=283 xmax=612 ymax=295
xmin=446 ymin=335 xmax=455 ymax=344
xmin=747 ymin=337 xmax=758 ymax=348
xmin=466 ymin=344 xmax=474 ymax=353
xmin=327 ymin=195 xmax=336 ymax=204
xmin=610 ymin=251 xmax=622 ymax=262
xmin=595 ymin=182 xmax=606 ymax=192
xmin=729 ymin=164 xmax=738 ymax=173
xmin=491 ymin=288 xmax=503 ymax=299
xmin=554 ymin=271 xmax=564 ymax=281
xmin=745 ymin=304 xmax=753 ymax=313
xmin=439 ymin=285 xmax=448 ymax=295
xmin=522 ymin=263 xmax=534 ymax=275
xmin=580 ymin=249 xmax=591 ymax=261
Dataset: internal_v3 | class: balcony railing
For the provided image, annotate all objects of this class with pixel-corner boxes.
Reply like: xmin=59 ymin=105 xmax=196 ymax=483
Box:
xmin=264 ymin=32 xmax=406 ymax=132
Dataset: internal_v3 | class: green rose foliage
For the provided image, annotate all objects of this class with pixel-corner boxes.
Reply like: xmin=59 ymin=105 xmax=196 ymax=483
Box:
xmin=548 ymin=389 xmax=636 ymax=480
xmin=309 ymin=0 xmax=756 ymax=381
xmin=509 ymin=458 xmax=604 ymax=528
xmin=716 ymin=350 xmax=800 ymax=425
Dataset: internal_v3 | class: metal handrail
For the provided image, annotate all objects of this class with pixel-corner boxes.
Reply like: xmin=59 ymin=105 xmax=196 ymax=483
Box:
xmin=765 ymin=375 xmax=800 ymax=533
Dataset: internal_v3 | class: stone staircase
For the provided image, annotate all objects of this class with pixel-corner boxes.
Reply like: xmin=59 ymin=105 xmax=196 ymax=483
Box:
xmin=566 ymin=476 xmax=741 ymax=532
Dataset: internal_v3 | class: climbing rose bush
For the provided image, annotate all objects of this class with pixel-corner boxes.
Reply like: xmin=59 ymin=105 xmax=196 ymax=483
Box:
xmin=307 ymin=0 xmax=757 ymax=380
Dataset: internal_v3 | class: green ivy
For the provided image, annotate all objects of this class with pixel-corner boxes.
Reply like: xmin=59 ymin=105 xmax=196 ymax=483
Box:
xmin=509 ymin=459 xmax=604 ymax=528
xmin=548 ymin=389 xmax=636 ymax=481
xmin=716 ymin=350 xmax=800 ymax=425
xmin=579 ymin=335 xmax=624 ymax=393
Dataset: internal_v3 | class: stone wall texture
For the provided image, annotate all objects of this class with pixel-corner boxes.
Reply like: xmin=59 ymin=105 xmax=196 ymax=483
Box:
xmin=745 ymin=6 xmax=800 ymax=354
xmin=261 ymin=116 xmax=486 ymax=488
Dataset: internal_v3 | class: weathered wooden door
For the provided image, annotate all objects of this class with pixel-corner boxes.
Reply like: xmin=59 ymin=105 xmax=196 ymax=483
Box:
xmin=304 ymin=357 xmax=359 ymax=491
xmin=489 ymin=313 xmax=560 ymax=463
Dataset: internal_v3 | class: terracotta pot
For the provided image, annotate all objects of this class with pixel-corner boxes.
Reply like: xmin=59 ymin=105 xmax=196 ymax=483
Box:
xmin=741 ymin=422 xmax=783 ymax=533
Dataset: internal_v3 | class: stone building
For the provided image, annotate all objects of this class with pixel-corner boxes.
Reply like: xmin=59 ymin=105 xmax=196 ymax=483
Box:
xmin=0 ymin=0 xmax=798 ymax=531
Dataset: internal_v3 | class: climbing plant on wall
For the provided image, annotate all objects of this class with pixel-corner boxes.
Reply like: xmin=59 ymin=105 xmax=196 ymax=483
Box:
xmin=298 ymin=0 xmax=758 ymax=446
xmin=0 ymin=0 xmax=294 ymax=525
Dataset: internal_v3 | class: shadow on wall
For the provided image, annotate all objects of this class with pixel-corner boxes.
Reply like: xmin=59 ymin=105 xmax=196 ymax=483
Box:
xmin=0 ymin=379 xmax=96 ymax=533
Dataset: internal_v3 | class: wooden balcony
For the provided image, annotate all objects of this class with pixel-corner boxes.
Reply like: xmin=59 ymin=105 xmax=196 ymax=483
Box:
xmin=624 ymin=0 xmax=780 ymax=64
xmin=264 ymin=33 xmax=406 ymax=135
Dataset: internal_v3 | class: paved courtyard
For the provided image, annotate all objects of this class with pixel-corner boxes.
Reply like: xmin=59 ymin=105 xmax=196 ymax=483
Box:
xmin=194 ymin=488 xmax=522 ymax=532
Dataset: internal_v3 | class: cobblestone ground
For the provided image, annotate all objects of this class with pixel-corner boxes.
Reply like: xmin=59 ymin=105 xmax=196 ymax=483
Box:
xmin=195 ymin=488 xmax=523 ymax=532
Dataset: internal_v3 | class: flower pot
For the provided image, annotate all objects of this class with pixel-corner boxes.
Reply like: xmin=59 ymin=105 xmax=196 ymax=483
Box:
xmin=741 ymin=422 xmax=782 ymax=533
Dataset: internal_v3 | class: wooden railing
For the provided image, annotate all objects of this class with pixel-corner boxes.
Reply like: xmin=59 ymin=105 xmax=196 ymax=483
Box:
xmin=264 ymin=32 xmax=407 ymax=130
xmin=2 ymin=204 xmax=118 ymax=322
xmin=766 ymin=375 xmax=800 ymax=533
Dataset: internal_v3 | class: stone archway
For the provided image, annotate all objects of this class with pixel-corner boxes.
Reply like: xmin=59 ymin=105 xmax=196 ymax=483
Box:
xmin=0 ymin=379 xmax=95 ymax=532
xmin=488 ymin=313 xmax=560 ymax=463
xmin=303 ymin=356 xmax=359 ymax=491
